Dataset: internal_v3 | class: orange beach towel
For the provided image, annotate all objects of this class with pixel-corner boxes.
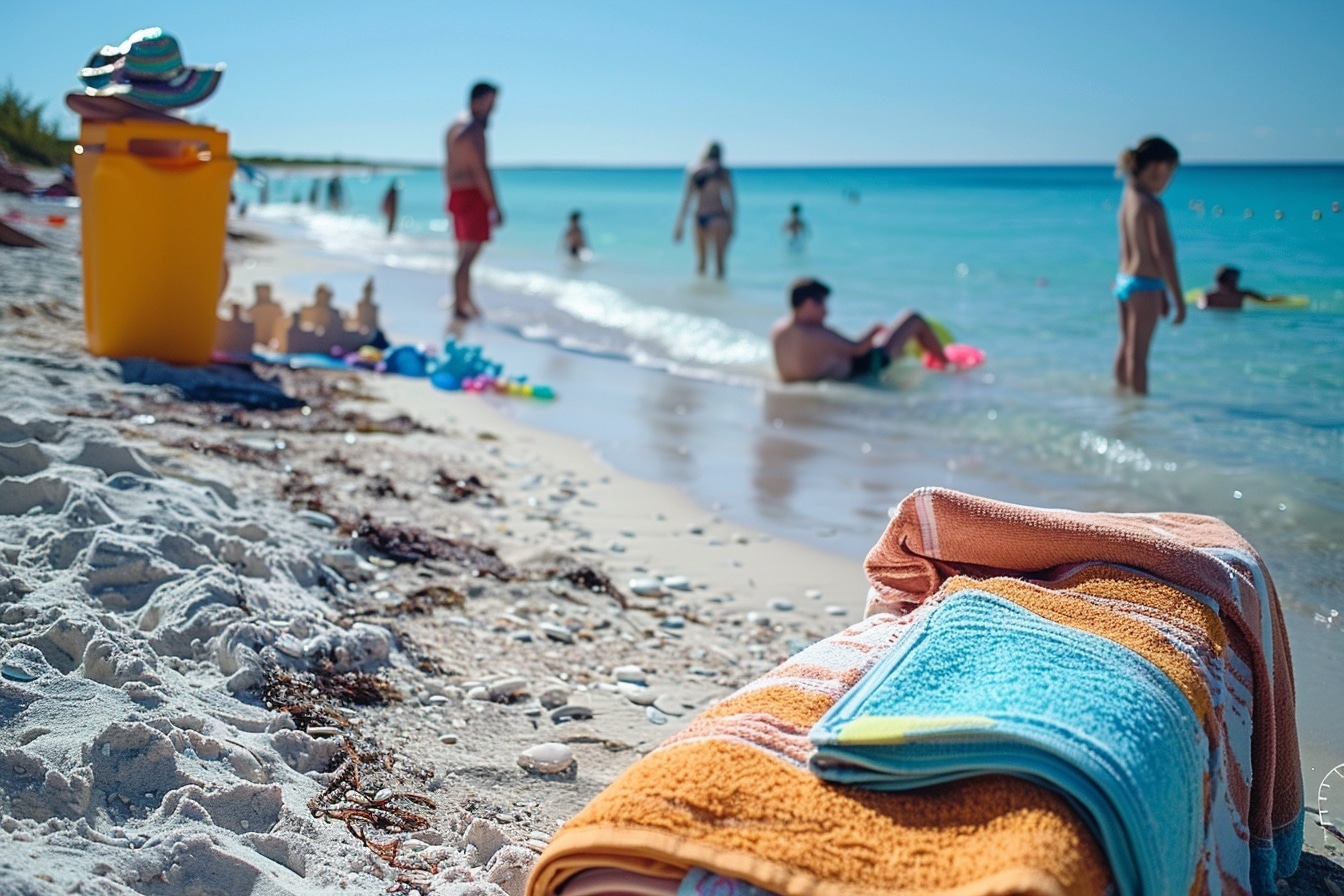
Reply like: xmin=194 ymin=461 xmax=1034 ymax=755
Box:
xmin=528 ymin=609 xmax=1113 ymax=896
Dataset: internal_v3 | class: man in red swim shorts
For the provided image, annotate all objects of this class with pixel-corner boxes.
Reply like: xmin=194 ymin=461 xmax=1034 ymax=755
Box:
xmin=444 ymin=81 xmax=503 ymax=320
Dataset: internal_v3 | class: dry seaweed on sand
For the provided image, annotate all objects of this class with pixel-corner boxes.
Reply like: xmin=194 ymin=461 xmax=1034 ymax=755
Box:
xmin=366 ymin=473 xmax=410 ymax=500
xmin=390 ymin=584 xmax=467 ymax=615
xmin=355 ymin=515 xmax=515 ymax=579
xmin=322 ymin=451 xmax=366 ymax=475
xmin=261 ymin=662 xmax=401 ymax=730
xmin=168 ymin=437 xmax=283 ymax=467
xmin=433 ymin=468 xmax=498 ymax=504
xmin=554 ymin=564 xmax=629 ymax=609
xmin=309 ymin=739 xmax=440 ymax=888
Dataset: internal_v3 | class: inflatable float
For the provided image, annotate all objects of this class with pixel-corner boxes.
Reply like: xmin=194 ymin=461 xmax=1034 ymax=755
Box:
xmin=1183 ymin=288 xmax=1309 ymax=309
xmin=899 ymin=316 xmax=986 ymax=370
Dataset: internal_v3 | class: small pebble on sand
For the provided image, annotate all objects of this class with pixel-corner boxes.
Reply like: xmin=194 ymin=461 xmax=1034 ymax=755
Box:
xmin=550 ymin=704 xmax=594 ymax=723
xmin=538 ymin=686 xmax=571 ymax=709
xmin=612 ymin=664 xmax=647 ymax=684
xmin=490 ymin=678 xmax=530 ymax=700
xmin=767 ymin=598 xmax=795 ymax=612
xmin=518 ymin=742 xmax=574 ymax=774
xmin=618 ymin=682 xmax=658 ymax=705
xmin=297 ymin=510 xmax=337 ymax=529
xmin=0 ymin=665 xmax=38 ymax=683
xmin=538 ymin=622 xmax=575 ymax=643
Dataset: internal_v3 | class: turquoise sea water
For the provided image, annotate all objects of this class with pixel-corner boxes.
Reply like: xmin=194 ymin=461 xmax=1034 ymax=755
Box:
xmin=240 ymin=165 xmax=1344 ymax=781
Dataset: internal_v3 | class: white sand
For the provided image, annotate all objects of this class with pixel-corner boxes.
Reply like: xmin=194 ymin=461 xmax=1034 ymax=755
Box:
xmin=0 ymin=235 xmax=864 ymax=896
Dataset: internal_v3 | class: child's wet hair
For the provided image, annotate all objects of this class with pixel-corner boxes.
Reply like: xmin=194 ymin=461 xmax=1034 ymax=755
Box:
xmin=1215 ymin=265 xmax=1240 ymax=286
xmin=1117 ymin=136 xmax=1180 ymax=177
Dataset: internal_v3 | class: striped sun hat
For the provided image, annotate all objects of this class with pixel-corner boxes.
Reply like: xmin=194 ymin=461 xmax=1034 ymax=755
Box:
xmin=78 ymin=27 xmax=224 ymax=110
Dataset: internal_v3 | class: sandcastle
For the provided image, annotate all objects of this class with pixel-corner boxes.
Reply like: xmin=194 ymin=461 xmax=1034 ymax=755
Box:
xmin=214 ymin=278 xmax=382 ymax=356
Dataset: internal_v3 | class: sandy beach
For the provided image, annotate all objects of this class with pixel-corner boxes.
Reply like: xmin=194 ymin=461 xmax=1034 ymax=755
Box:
xmin=0 ymin=231 xmax=873 ymax=896
xmin=1 ymin=226 xmax=1340 ymax=895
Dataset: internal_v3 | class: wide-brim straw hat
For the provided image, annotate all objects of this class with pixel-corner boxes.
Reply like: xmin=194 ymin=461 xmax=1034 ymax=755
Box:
xmin=78 ymin=27 xmax=224 ymax=110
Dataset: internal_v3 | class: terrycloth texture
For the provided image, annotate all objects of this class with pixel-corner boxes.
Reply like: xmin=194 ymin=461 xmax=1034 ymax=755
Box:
xmin=527 ymin=612 xmax=1113 ymax=896
xmin=809 ymin=587 xmax=1206 ymax=896
xmin=862 ymin=487 xmax=1303 ymax=895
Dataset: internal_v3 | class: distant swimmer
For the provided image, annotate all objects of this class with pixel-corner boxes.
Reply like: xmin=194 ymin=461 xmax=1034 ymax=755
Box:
xmin=782 ymin=203 xmax=809 ymax=249
xmin=770 ymin=277 xmax=948 ymax=383
xmin=1196 ymin=265 xmax=1288 ymax=310
xmin=1113 ymin=136 xmax=1184 ymax=396
xmin=445 ymin=81 xmax=503 ymax=320
xmin=381 ymin=179 xmax=400 ymax=235
xmin=326 ymin=175 xmax=343 ymax=211
xmin=673 ymin=141 xmax=735 ymax=279
xmin=561 ymin=210 xmax=588 ymax=259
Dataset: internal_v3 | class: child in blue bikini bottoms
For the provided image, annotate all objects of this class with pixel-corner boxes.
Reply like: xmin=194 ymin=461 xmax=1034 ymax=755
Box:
xmin=1113 ymin=136 xmax=1185 ymax=395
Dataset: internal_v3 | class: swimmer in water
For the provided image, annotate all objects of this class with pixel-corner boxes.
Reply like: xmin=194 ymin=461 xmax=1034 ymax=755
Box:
xmin=782 ymin=203 xmax=809 ymax=249
xmin=1196 ymin=265 xmax=1290 ymax=310
xmin=561 ymin=210 xmax=588 ymax=259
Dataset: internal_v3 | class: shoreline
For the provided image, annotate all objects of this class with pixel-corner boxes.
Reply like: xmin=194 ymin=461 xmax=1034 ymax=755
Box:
xmin=235 ymin=210 xmax=1344 ymax=786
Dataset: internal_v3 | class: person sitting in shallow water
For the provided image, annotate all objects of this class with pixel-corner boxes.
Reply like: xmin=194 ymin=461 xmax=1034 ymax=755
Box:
xmin=770 ymin=277 xmax=948 ymax=383
xmin=1197 ymin=265 xmax=1285 ymax=310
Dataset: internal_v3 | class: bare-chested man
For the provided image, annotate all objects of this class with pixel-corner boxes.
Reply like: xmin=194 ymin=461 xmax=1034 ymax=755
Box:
xmin=770 ymin=277 xmax=947 ymax=383
xmin=445 ymin=81 xmax=502 ymax=320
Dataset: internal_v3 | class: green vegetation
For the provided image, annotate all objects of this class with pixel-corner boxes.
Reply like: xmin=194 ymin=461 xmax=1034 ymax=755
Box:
xmin=234 ymin=153 xmax=434 ymax=170
xmin=0 ymin=83 xmax=75 ymax=168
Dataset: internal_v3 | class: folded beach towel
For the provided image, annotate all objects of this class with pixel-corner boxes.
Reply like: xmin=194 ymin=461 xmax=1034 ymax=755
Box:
xmin=527 ymin=612 xmax=1113 ymax=896
xmin=859 ymin=487 xmax=1302 ymax=895
xmin=809 ymin=585 xmax=1205 ymax=896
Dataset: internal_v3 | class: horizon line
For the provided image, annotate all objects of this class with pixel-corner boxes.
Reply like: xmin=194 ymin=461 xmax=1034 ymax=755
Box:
xmin=241 ymin=157 xmax=1344 ymax=171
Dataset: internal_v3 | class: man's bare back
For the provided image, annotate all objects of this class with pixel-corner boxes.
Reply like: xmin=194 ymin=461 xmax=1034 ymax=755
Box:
xmin=770 ymin=318 xmax=858 ymax=382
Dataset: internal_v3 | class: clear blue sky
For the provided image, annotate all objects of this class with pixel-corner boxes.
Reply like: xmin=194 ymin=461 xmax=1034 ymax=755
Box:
xmin=5 ymin=0 xmax=1342 ymax=166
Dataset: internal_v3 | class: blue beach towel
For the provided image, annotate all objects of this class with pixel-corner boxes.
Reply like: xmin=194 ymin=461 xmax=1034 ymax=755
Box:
xmin=809 ymin=589 xmax=1207 ymax=896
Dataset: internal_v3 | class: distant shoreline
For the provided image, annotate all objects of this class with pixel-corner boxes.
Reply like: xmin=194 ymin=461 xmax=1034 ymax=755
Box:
xmin=236 ymin=159 xmax=1344 ymax=172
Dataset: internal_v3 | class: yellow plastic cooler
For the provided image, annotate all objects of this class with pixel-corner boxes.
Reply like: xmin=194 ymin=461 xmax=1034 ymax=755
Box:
xmin=73 ymin=119 xmax=235 ymax=364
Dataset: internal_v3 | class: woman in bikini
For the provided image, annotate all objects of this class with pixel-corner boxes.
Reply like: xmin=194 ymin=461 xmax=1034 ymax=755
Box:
xmin=673 ymin=142 xmax=736 ymax=279
xmin=1113 ymin=136 xmax=1185 ymax=395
